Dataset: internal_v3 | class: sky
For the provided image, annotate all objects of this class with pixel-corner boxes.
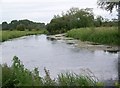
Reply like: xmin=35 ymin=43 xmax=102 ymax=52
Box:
xmin=0 ymin=0 xmax=118 ymax=24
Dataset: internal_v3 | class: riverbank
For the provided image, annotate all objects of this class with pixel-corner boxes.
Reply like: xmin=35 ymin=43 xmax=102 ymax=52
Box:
xmin=0 ymin=30 xmax=48 ymax=42
xmin=67 ymin=27 xmax=120 ymax=46
xmin=47 ymin=32 xmax=119 ymax=53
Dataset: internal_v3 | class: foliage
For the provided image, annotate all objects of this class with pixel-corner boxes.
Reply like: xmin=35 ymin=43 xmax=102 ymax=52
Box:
xmin=46 ymin=7 xmax=118 ymax=34
xmin=102 ymin=18 xmax=118 ymax=27
xmin=67 ymin=27 xmax=120 ymax=45
xmin=0 ymin=30 xmax=48 ymax=42
xmin=115 ymin=82 xmax=120 ymax=87
xmin=2 ymin=56 xmax=43 ymax=87
xmin=1 ymin=56 xmax=100 ymax=87
xmin=2 ymin=19 xmax=46 ymax=31
xmin=97 ymin=0 xmax=119 ymax=12
xmin=2 ymin=22 xmax=9 ymax=30
xmin=46 ymin=7 xmax=95 ymax=34
xmin=16 ymin=24 xmax=25 ymax=31
xmin=94 ymin=16 xmax=103 ymax=27
xmin=57 ymin=72 xmax=97 ymax=86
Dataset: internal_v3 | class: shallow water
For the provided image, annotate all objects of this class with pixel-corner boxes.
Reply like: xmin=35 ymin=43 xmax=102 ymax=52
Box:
xmin=1 ymin=35 xmax=118 ymax=81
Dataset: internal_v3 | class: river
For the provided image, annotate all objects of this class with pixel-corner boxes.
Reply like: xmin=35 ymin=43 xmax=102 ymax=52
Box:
xmin=1 ymin=34 xmax=119 ymax=81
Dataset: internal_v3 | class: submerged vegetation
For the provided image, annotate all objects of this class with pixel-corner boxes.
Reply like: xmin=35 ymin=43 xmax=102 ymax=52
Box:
xmin=0 ymin=30 xmax=48 ymax=42
xmin=1 ymin=56 xmax=102 ymax=87
xmin=67 ymin=27 xmax=120 ymax=45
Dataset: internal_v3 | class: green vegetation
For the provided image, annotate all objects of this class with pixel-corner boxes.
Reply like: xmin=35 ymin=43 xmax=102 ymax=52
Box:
xmin=1 ymin=19 xmax=48 ymax=42
xmin=2 ymin=19 xmax=45 ymax=31
xmin=46 ymin=7 xmax=117 ymax=34
xmin=67 ymin=27 xmax=120 ymax=45
xmin=47 ymin=8 xmax=95 ymax=34
xmin=1 ymin=56 xmax=102 ymax=87
xmin=0 ymin=30 xmax=48 ymax=42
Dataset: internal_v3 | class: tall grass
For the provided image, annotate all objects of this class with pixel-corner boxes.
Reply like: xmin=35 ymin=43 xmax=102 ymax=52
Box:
xmin=57 ymin=72 xmax=97 ymax=86
xmin=1 ymin=56 xmax=101 ymax=87
xmin=67 ymin=27 xmax=120 ymax=45
xmin=0 ymin=30 xmax=48 ymax=42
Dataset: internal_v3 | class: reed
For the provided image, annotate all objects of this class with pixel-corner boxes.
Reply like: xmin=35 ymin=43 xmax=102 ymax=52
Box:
xmin=67 ymin=27 xmax=120 ymax=45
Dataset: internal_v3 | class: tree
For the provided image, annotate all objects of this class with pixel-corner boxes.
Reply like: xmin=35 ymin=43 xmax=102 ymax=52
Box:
xmin=98 ymin=0 xmax=120 ymax=84
xmin=46 ymin=7 xmax=95 ymax=34
xmin=97 ymin=0 xmax=119 ymax=12
xmin=94 ymin=16 xmax=103 ymax=27
xmin=2 ymin=22 xmax=9 ymax=30
xmin=1 ymin=19 xmax=46 ymax=31
xmin=16 ymin=24 xmax=25 ymax=31
xmin=10 ymin=20 xmax=18 ymax=30
xmin=0 ymin=24 xmax=2 ymax=30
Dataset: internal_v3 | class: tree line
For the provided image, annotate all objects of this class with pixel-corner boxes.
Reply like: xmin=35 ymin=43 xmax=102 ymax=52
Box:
xmin=2 ymin=19 xmax=46 ymax=31
xmin=46 ymin=7 xmax=118 ymax=34
xmin=1 ymin=7 xmax=117 ymax=33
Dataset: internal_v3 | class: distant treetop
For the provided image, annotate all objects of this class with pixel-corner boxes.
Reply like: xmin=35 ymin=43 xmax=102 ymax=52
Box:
xmin=2 ymin=19 xmax=46 ymax=31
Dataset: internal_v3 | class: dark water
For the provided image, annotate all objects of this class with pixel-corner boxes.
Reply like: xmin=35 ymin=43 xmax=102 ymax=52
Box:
xmin=1 ymin=35 xmax=118 ymax=81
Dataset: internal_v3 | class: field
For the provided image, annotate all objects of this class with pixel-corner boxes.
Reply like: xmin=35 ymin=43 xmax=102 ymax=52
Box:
xmin=0 ymin=30 xmax=48 ymax=42
xmin=67 ymin=27 xmax=120 ymax=45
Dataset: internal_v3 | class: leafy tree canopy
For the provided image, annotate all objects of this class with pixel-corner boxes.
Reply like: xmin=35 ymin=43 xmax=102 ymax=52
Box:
xmin=97 ymin=0 xmax=119 ymax=12
xmin=2 ymin=19 xmax=46 ymax=31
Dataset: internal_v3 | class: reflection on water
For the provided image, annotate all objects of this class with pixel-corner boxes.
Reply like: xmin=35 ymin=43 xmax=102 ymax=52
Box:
xmin=1 ymin=35 xmax=118 ymax=81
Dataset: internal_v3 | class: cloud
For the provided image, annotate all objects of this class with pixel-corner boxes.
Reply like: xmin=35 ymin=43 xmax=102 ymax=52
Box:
xmin=1 ymin=0 xmax=117 ymax=24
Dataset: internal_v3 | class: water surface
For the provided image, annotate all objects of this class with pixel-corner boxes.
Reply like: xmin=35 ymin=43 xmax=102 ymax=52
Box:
xmin=1 ymin=35 xmax=118 ymax=81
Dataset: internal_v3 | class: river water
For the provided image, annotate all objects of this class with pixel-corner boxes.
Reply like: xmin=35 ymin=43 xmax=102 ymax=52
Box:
xmin=1 ymin=35 xmax=119 ymax=81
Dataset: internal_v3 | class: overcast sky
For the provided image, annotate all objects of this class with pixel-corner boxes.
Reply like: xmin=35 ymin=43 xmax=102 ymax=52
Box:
xmin=0 ymin=0 xmax=117 ymax=24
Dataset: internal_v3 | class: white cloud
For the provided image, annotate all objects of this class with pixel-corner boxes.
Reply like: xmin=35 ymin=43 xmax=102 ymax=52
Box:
xmin=1 ymin=0 xmax=117 ymax=24
xmin=2 ymin=0 xmax=79 ymax=3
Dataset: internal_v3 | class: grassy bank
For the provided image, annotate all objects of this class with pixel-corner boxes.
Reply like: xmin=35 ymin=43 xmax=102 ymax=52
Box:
xmin=0 ymin=30 xmax=48 ymax=42
xmin=67 ymin=27 xmax=120 ymax=45
xmin=1 ymin=56 xmax=104 ymax=87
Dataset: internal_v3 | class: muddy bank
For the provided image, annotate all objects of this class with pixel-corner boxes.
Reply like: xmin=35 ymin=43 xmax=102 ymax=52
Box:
xmin=47 ymin=33 xmax=119 ymax=53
